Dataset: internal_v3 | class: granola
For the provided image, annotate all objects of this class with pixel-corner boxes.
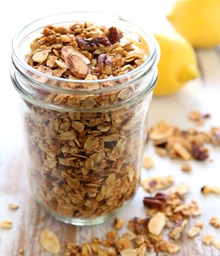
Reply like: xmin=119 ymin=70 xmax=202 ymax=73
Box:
xmin=22 ymin=20 xmax=151 ymax=220
xmin=148 ymin=119 xmax=218 ymax=161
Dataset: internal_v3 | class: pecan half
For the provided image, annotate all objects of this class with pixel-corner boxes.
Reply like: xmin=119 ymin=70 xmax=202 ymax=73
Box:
xmin=76 ymin=36 xmax=111 ymax=51
xmin=143 ymin=193 xmax=168 ymax=210
xmin=108 ymin=26 xmax=122 ymax=44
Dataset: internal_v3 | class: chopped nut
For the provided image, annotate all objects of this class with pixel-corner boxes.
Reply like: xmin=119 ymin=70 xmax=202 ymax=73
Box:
xmin=115 ymin=237 xmax=133 ymax=252
xmin=39 ymin=229 xmax=61 ymax=254
xmin=113 ymin=217 xmax=125 ymax=230
xmin=188 ymin=110 xmax=202 ymax=122
xmin=201 ymin=185 xmax=220 ymax=195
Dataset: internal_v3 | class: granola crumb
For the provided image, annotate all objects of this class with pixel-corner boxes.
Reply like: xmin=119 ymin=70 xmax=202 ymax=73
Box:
xmin=0 ymin=220 xmax=13 ymax=229
xmin=143 ymin=156 xmax=154 ymax=169
xmin=181 ymin=163 xmax=192 ymax=173
xmin=8 ymin=203 xmax=19 ymax=210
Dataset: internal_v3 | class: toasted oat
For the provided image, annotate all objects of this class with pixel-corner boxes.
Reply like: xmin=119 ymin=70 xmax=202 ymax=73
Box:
xmin=143 ymin=156 xmax=154 ymax=169
xmin=167 ymin=243 xmax=181 ymax=254
xmin=181 ymin=163 xmax=192 ymax=173
xmin=8 ymin=203 xmax=19 ymax=210
xmin=195 ymin=221 xmax=204 ymax=229
xmin=0 ymin=220 xmax=12 ymax=229
xmin=209 ymin=217 xmax=220 ymax=228
xmin=187 ymin=226 xmax=201 ymax=238
xmin=213 ymin=241 xmax=220 ymax=250
xmin=202 ymin=234 xmax=214 ymax=245
xmin=39 ymin=229 xmax=61 ymax=254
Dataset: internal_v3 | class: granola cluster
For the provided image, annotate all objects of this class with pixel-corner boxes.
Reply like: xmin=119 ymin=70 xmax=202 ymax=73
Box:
xmin=148 ymin=118 xmax=220 ymax=161
xmin=23 ymin=21 xmax=149 ymax=219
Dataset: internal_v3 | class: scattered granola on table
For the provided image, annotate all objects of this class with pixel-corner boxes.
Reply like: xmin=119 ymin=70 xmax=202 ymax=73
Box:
xmin=148 ymin=119 xmax=220 ymax=161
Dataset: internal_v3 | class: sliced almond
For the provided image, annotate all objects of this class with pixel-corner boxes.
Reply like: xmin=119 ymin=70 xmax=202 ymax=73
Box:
xmin=148 ymin=212 xmax=166 ymax=235
xmin=40 ymin=229 xmax=61 ymax=254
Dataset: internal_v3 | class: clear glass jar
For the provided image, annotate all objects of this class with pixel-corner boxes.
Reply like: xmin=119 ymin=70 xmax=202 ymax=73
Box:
xmin=11 ymin=12 xmax=159 ymax=225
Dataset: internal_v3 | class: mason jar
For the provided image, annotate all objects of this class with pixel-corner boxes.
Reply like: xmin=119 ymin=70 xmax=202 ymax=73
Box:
xmin=11 ymin=11 xmax=159 ymax=225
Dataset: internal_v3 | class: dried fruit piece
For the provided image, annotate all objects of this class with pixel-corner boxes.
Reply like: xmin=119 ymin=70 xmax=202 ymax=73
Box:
xmin=40 ymin=229 xmax=61 ymax=254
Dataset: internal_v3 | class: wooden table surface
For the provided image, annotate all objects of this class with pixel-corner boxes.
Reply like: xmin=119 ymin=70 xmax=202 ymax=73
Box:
xmin=1 ymin=1 xmax=220 ymax=255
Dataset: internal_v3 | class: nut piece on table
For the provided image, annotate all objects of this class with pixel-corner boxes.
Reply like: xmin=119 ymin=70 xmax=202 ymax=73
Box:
xmin=201 ymin=185 xmax=220 ymax=195
xmin=148 ymin=211 xmax=166 ymax=235
xmin=40 ymin=229 xmax=61 ymax=254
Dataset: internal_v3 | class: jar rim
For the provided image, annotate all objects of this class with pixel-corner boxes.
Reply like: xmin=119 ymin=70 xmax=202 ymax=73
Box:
xmin=11 ymin=11 xmax=160 ymax=94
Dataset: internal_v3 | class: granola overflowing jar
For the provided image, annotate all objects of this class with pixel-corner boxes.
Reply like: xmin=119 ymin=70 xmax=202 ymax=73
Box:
xmin=11 ymin=12 xmax=160 ymax=225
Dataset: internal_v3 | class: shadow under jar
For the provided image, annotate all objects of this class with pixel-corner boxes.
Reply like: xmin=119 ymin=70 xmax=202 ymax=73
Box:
xmin=11 ymin=11 xmax=160 ymax=226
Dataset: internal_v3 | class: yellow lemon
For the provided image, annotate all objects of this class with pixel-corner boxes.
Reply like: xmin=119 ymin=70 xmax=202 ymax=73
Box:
xmin=167 ymin=0 xmax=220 ymax=48
xmin=153 ymin=31 xmax=199 ymax=96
